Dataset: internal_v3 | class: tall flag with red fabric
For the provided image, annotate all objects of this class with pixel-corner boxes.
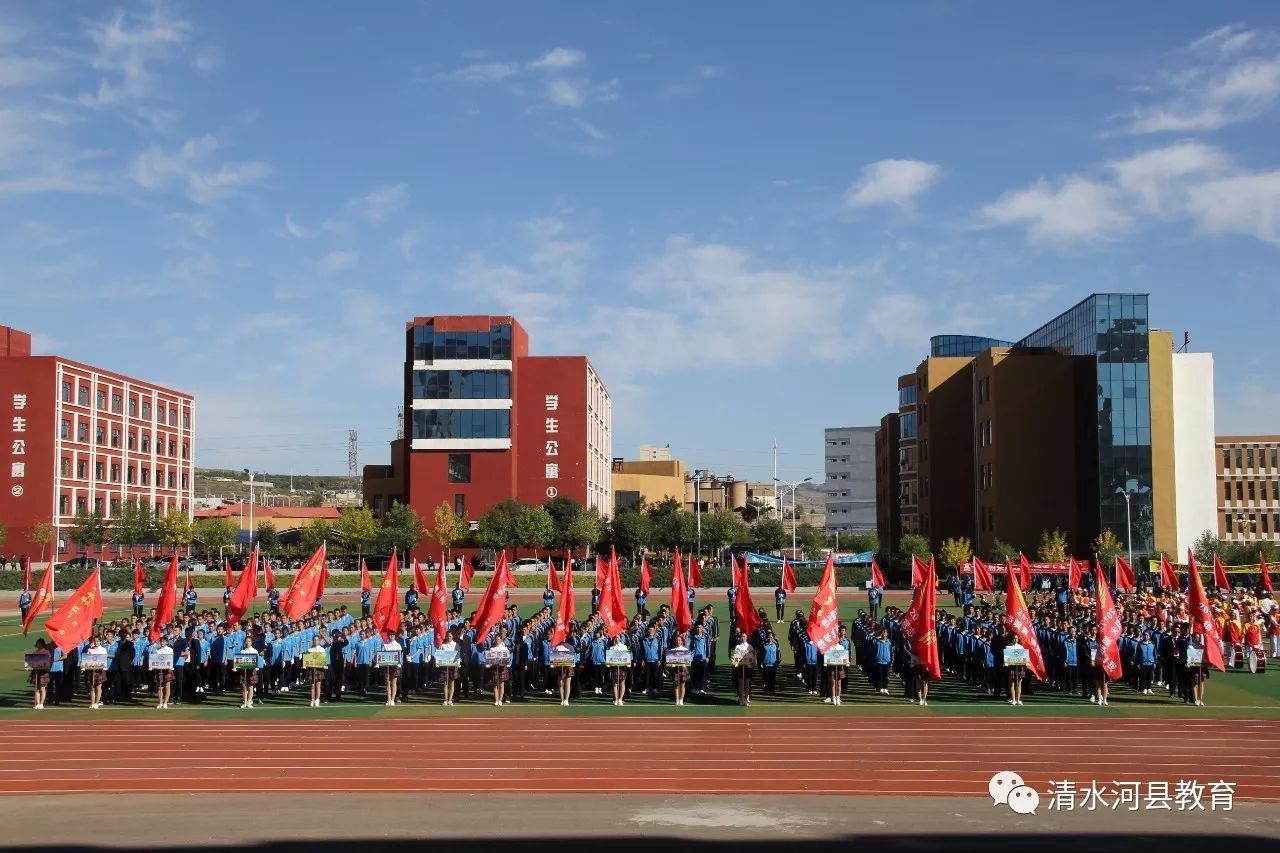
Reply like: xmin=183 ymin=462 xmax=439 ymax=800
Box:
xmin=550 ymin=559 xmax=576 ymax=645
xmin=901 ymin=557 xmax=941 ymax=680
xmin=608 ymin=547 xmax=625 ymax=625
xmin=264 ymin=558 xmax=275 ymax=591
xmin=1159 ymin=555 xmax=1180 ymax=590
xmin=1115 ymin=555 xmax=1136 ymax=592
xmin=972 ymin=557 xmax=995 ymax=593
xmin=150 ymin=554 xmax=180 ymax=642
xmin=670 ymin=548 xmax=692 ymax=635
xmin=638 ymin=556 xmax=652 ymax=596
xmin=1261 ymin=554 xmax=1274 ymax=594
xmin=372 ymin=550 xmax=402 ymax=639
xmin=226 ymin=545 xmax=260 ymax=627
xmin=132 ymin=560 xmax=146 ymax=596
xmin=22 ymin=563 xmax=55 ymax=635
xmin=428 ymin=559 xmax=450 ymax=647
xmin=1212 ymin=554 xmax=1230 ymax=591
xmin=359 ymin=558 xmax=372 ymax=595
xmin=1093 ymin=559 xmax=1124 ymax=681
xmin=281 ymin=542 xmax=327 ymax=621
xmin=1186 ymin=550 xmax=1226 ymax=671
xmin=870 ymin=556 xmax=886 ymax=589
xmin=910 ymin=554 xmax=928 ymax=588
xmin=1067 ymin=557 xmax=1082 ymax=591
xmin=44 ymin=568 xmax=103 ymax=654
xmin=459 ymin=555 xmax=474 ymax=591
xmin=781 ymin=557 xmax=798 ymax=594
xmin=21 ymin=557 xmax=31 ymax=591
xmin=412 ymin=558 xmax=430 ymax=596
xmin=597 ymin=550 xmax=626 ymax=637
xmin=733 ymin=555 xmax=763 ymax=636
xmin=1004 ymin=561 xmax=1046 ymax=680
xmin=547 ymin=556 xmax=560 ymax=594
xmin=183 ymin=564 xmax=193 ymax=593
xmin=223 ymin=558 xmax=234 ymax=588
xmin=689 ymin=556 xmax=703 ymax=588
xmin=805 ymin=553 xmax=840 ymax=653
xmin=472 ymin=551 xmax=514 ymax=642
xmin=595 ymin=555 xmax=608 ymax=591
xmin=1018 ymin=553 xmax=1033 ymax=591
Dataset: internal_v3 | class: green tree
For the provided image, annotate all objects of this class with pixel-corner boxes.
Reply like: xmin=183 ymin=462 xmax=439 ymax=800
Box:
xmin=192 ymin=517 xmax=238 ymax=561
xmin=544 ymin=496 xmax=584 ymax=552
xmin=1037 ymin=528 xmax=1069 ymax=563
xmin=112 ymin=500 xmax=153 ymax=557
xmin=655 ymin=510 xmax=697 ymax=552
xmin=566 ymin=506 xmax=605 ymax=554
xmin=29 ymin=520 xmax=54 ymax=565
xmin=899 ymin=533 xmax=932 ymax=561
xmin=750 ymin=517 xmax=786 ymax=554
xmin=336 ymin=506 xmax=379 ymax=560
xmin=701 ymin=510 xmax=747 ymax=558
xmin=477 ymin=500 xmax=524 ymax=550
xmin=1223 ymin=540 xmax=1279 ymax=566
xmin=795 ymin=522 xmax=826 ymax=559
xmin=299 ymin=519 xmax=333 ymax=553
xmin=305 ymin=487 xmax=325 ymax=508
xmin=1192 ymin=529 xmax=1227 ymax=565
xmin=847 ymin=531 xmax=879 ymax=554
xmin=430 ymin=502 xmax=468 ymax=556
xmin=256 ymin=521 xmax=280 ymax=553
xmin=938 ymin=536 xmax=972 ymax=572
xmin=377 ymin=501 xmax=426 ymax=555
xmin=69 ymin=509 xmax=107 ymax=552
xmin=990 ymin=538 xmax=1019 ymax=563
xmin=515 ymin=504 xmax=555 ymax=553
xmin=644 ymin=496 xmax=683 ymax=528
xmin=1092 ymin=528 xmax=1124 ymax=567
xmin=155 ymin=509 xmax=194 ymax=553
xmin=610 ymin=510 xmax=654 ymax=560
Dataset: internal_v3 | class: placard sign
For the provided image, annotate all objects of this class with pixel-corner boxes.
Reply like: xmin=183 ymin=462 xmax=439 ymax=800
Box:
xmin=732 ymin=647 xmax=757 ymax=668
xmin=233 ymin=652 xmax=259 ymax=670
xmin=434 ymin=648 xmax=461 ymax=668
xmin=484 ymin=647 xmax=511 ymax=667
xmin=375 ymin=650 xmax=401 ymax=668
xmin=24 ymin=651 xmax=51 ymax=671
xmin=550 ymin=649 xmax=576 ymax=668
xmin=823 ymin=647 xmax=849 ymax=667
xmin=1186 ymin=647 xmax=1204 ymax=667
xmin=1003 ymin=645 xmax=1030 ymax=667
xmin=605 ymin=648 xmax=633 ymax=667
xmin=80 ymin=652 xmax=108 ymax=671
xmin=302 ymin=651 xmax=328 ymax=669
xmin=665 ymin=648 xmax=692 ymax=667
xmin=149 ymin=649 xmax=174 ymax=671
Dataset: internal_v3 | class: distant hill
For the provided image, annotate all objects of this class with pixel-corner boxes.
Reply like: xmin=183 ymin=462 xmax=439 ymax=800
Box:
xmin=194 ymin=468 xmax=357 ymax=502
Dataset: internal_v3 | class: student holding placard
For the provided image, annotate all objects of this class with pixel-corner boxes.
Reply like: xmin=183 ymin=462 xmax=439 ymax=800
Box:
xmin=823 ymin=628 xmax=850 ymax=705
xmin=485 ymin=627 xmax=511 ymax=707
xmin=1089 ymin=628 xmax=1109 ymax=706
xmin=608 ymin=635 xmax=631 ymax=706
xmin=1187 ymin=631 xmax=1209 ymax=707
xmin=731 ymin=631 xmax=755 ymax=706
xmin=667 ymin=633 xmax=692 ymax=707
xmin=1004 ymin=635 xmax=1027 ymax=706
xmin=380 ymin=634 xmax=403 ymax=707
xmin=26 ymin=639 xmax=51 ymax=710
xmin=152 ymin=635 xmax=175 ymax=710
xmin=553 ymin=642 xmax=577 ymax=706
xmin=85 ymin=635 xmax=109 ymax=710
xmin=437 ymin=629 xmax=460 ymax=706
xmin=237 ymin=640 xmax=263 ymax=709
xmin=304 ymin=635 xmax=328 ymax=707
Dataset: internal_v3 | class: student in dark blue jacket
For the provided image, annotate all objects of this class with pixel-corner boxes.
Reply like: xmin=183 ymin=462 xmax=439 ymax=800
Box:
xmin=761 ymin=630 xmax=780 ymax=693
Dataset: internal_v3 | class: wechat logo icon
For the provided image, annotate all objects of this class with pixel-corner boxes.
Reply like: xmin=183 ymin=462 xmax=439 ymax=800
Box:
xmin=990 ymin=770 xmax=1039 ymax=816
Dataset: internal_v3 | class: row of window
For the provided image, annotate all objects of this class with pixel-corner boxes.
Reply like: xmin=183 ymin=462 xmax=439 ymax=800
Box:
xmin=59 ymin=419 xmax=188 ymax=458
xmin=1223 ymin=446 xmax=1280 ymax=471
xmin=412 ymin=369 xmax=512 ymax=400
xmin=899 ymin=412 xmax=918 ymax=440
xmin=411 ymin=409 xmax=512 ymax=440
xmin=58 ymin=494 xmax=187 ymax=518
xmin=826 ymin=438 xmax=850 ymax=447
xmin=61 ymin=381 xmax=189 ymax=428
xmin=826 ymin=455 xmax=850 ymax=464
xmin=411 ymin=323 xmax=514 ymax=363
xmin=1224 ymin=512 xmax=1280 ymax=536
xmin=898 ymin=385 xmax=917 ymax=407
xmin=59 ymin=456 xmax=188 ymax=489
xmin=1222 ymin=480 xmax=1280 ymax=503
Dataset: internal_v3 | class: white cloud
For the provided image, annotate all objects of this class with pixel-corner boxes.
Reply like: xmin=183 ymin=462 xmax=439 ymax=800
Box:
xmin=284 ymin=214 xmax=310 ymax=239
xmin=319 ymin=250 xmax=360 ymax=273
xmin=1107 ymin=141 xmax=1231 ymax=214
xmin=698 ymin=65 xmax=725 ymax=79
xmin=440 ymin=47 xmax=616 ymax=110
xmin=130 ymin=135 xmax=270 ymax=204
xmin=545 ymin=78 xmax=585 ymax=108
xmin=979 ymin=176 xmax=1132 ymax=245
xmin=527 ymin=48 xmax=586 ymax=71
xmin=349 ymin=183 xmax=408 ymax=222
xmin=191 ymin=47 xmax=223 ymax=74
xmin=573 ymin=118 xmax=608 ymax=141
xmin=845 ymin=159 xmax=942 ymax=208
xmin=0 ymin=56 xmax=58 ymax=87
xmin=1191 ymin=23 xmax=1259 ymax=57
xmin=441 ymin=61 xmax=519 ymax=83
xmin=1185 ymin=170 xmax=1280 ymax=244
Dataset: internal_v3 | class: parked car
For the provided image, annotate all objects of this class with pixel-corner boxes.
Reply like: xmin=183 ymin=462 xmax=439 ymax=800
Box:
xmin=510 ymin=557 xmax=545 ymax=572
xmin=55 ymin=557 xmax=102 ymax=570
xmin=179 ymin=560 xmax=209 ymax=572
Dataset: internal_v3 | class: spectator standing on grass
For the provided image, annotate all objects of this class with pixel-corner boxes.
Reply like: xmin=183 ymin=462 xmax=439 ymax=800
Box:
xmin=774 ymin=584 xmax=787 ymax=622
xmin=18 ymin=588 xmax=33 ymax=623
xmin=868 ymin=584 xmax=882 ymax=622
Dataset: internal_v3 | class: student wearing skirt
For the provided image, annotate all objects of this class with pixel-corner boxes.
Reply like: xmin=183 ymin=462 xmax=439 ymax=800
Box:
xmin=439 ymin=630 xmax=460 ymax=706
xmin=669 ymin=633 xmax=691 ymax=707
xmin=28 ymin=638 xmax=51 ymax=710
xmin=306 ymin=637 xmax=328 ymax=708
xmin=555 ymin=643 xmax=577 ymax=706
xmin=380 ymin=634 xmax=403 ymax=707
xmin=487 ymin=628 xmax=511 ymax=707
xmin=609 ymin=635 xmax=630 ymax=706
xmin=731 ymin=631 xmax=755 ymax=706
xmin=153 ymin=635 xmax=175 ymax=710
xmin=86 ymin=635 xmax=108 ymax=710
xmin=239 ymin=641 xmax=263 ymax=709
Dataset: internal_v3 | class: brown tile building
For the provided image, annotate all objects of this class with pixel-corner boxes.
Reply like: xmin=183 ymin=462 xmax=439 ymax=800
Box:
xmin=1216 ymin=435 xmax=1280 ymax=546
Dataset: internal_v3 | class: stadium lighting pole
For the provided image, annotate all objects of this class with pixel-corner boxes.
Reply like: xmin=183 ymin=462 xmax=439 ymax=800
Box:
xmin=1116 ymin=487 xmax=1133 ymax=567
xmin=693 ymin=469 xmax=707 ymax=559
xmin=775 ymin=477 xmax=813 ymax=559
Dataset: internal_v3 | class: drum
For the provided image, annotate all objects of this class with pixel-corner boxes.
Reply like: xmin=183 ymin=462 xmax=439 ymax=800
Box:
xmin=1232 ymin=644 xmax=1245 ymax=670
xmin=1246 ymin=646 xmax=1262 ymax=674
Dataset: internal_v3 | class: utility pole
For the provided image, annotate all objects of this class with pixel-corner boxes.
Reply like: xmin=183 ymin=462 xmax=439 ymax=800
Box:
xmin=348 ymin=429 xmax=359 ymax=485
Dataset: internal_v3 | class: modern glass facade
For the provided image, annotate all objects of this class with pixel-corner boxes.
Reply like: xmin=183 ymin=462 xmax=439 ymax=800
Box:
xmin=412 ymin=369 xmax=511 ymax=400
xmin=930 ymin=335 xmax=1014 ymax=358
xmin=411 ymin=322 xmax=513 ymax=362
xmin=411 ymin=409 xmax=512 ymax=440
xmin=1017 ymin=294 xmax=1153 ymax=553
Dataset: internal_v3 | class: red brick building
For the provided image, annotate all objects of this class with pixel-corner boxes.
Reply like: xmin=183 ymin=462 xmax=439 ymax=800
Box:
xmin=0 ymin=326 xmax=195 ymax=564
xmin=363 ymin=316 xmax=611 ymax=558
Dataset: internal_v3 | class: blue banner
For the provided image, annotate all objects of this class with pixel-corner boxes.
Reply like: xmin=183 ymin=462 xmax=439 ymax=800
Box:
xmin=742 ymin=551 xmax=872 ymax=568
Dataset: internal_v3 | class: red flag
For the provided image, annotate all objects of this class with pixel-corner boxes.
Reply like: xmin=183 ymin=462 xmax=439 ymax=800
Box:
xmin=910 ymin=554 xmax=928 ymax=588
xmin=22 ymin=563 xmax=55 ymax=635
xmin=471 ymin=551 xmax=513 ymax=642
xmin=1018 ymin=553 xmax=1033 ymax=591
xmin=1067 ymin=557 xmax=1082 ymax=591
xmin=870 ymin=556 xmax=886 ymax=589
xmin=550 ymin=559 xmax=576 ymax=645
xmin=1004 ymin=561 xmax=1046 ymax=680
xmin=781 ymin=558 xmax=797 ymax=594
xmin=595 ymin=555 xmax=608 ymax=591
xmin=1159 ymin=555 xmax=1180 ymax=590
xmin=1212 ymin=554 xmax=1230 ymax=591
xmin=972 ymin=557 xmax=995 ymax=593
xmin=608 ymin=546 xmax=625 ymax=625
xmin=150 ymin=554 xmax=180 ymax=642
xmin=670 ymin=548 xmax=692 ymax=635
xmin=412 ymin=558 xmax=430 ymax=595
xmin=183 ymin=564 xmax=193 ymax=593
xmin=546 ymin=556 xmax=560 ymax=594
xmin=1186 ymin=550 xmax=1226 ymax=672
xmin=901 ymin=557 xmax=941 ymax=680
xmin=21 ymin=556 xmax=31 ymax=591
xmin=132 ymin=560 xmax=146 ymax=596
xmin=226 ymin=545 xmax=260 ymax=627
xmin=1093 ymin=558 xmax=1124 ymax=681
xmin=804 ymin=553 xmax=840 ymax=653
xmin=264 ymin=558 xmax=275 ymax=591
xmin=428 ymin=559 xmax=450 ymax=647
xmin=1261 ymin=554 xmax=1274 ymax=594
xmin=639 ymin=556 xmax=652 ymax=596
xmin=689 ymin=556 xmax=703 ymax=588
xmin=281 ymin=542 xmax=327 ymax=621
xmin=359 ymin=558 xmax=372 ymax=594
xmin=733 ymin=555 xmax=762 ymax=636
xmin=44 ymin=568 xmax=103 ymax=654
xmin=1115 ymin=555 xmax=1136 ymax=592
xmin=223 ymin=558 xmax=233 ymax=588
xmin=597 ymin=551 xmax=626 ymax=637
xmin=459 ymin=555 xmax=474 ymax=591
xmin=372 ymin=550 xmax=402 ymax=639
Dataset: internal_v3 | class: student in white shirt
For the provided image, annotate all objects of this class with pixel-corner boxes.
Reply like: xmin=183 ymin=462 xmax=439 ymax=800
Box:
xmin=380 ymin=635 xmax=402 ymax=707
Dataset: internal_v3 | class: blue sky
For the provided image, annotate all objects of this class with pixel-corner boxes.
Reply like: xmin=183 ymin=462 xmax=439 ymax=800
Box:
xmin=3 ymin=1 xmax=1279 ymax=482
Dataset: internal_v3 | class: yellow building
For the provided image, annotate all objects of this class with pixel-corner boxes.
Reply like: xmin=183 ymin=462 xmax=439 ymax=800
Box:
xmin=612 ymin=458 xmax=687 ymax=514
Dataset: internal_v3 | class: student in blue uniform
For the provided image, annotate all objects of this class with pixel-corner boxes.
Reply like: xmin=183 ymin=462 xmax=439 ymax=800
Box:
xmin=405 ymin=586 xmax=419 ymax=611
xmin=868 ymin=585 xmax=883 ymax=622
xmin=268 ymin=586 xmax=280 ymax=614
xmin=874 ymin=627 xmax=894 ymax=695
xmin=184 ymin=586 xmax=197 ymax=613
xmin=18 ymin=589 xmax=32 ymax=623
xmin=774 ymin=586 xmax=787 ymax=623
xmin=689 ymin=624 xmax=709 ymax=695
xmin=635 ymin=586 xmax=648 ymax=613
xmin=223 ymin=585 xmax=233 ymax=609
xmin=132 ymin=590 xmax=145 ymax=618
xmin=451 ymin=584 xmax=465 ymax=613
xmin=761 ymin=630 xmax=779 ymax=693
xmin=802 ymin=634 xmax=820 ymax=695
xmin=1138 ymin=630 xmax=1157 ymax=695
xmin=641 ymin=624 xmax=662 ymax=696
xmin=588 ymin=629 xmax=608 ymax=695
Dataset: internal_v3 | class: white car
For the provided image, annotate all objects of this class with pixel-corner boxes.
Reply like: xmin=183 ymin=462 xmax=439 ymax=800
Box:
xmin=510 ymin=557 xmax=546 ymax=572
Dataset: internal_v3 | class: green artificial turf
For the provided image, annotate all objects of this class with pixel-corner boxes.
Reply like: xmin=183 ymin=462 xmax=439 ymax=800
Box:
xmin=3 ymin=595 xmax=1277 ymax=719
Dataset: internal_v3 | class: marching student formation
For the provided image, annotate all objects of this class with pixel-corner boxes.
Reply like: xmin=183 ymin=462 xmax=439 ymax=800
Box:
xmin=17 ymin=546 xmax=1277 ymax=712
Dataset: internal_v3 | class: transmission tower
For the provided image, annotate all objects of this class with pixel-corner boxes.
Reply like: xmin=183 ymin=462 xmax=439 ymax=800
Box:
xmin=348 ymin=429 xmax=358 ymax=481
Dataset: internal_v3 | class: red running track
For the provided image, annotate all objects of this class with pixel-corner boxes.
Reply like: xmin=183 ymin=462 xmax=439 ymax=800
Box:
xmin=0 ymin=717 xmax=1277 ymax=800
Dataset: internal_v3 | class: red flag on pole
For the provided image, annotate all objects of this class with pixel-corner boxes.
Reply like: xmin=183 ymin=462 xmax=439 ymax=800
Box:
xmin=689 ymin=556 xmax=703 ymax=589
xmin=359 ymin=558 xmax=372 ymax=594
xmin=1212 ymin=554 xmax=1230 ymax=591
xmin=910 ymin=554 xmax=927 ymax=588
xmin=132 ymin=560 xmax=146 ymax=596
xmin=638 ymin=556 xmax=652 ymax=596
xmin=1093 ymin=558 xmax=1124 ymax=681
xmin=1159 ymin=555 xmax=1180 ymax=590
xmin=804 ymin=553 xmax=840 ymax=653
xmin=1067 ymin=557 xmax=1082 ymax=591
xmin=22 ymin=563 xmax=55 ymax=635
xmin=1004 ymin=561 xmax=1046 ymax=680
xmin=460 ymin=555 xmax=474 ymax=591
xmin=21 ymin=557 xmax=31 ymax=591
xmin=1018 ymin=553 xmax=1033 ymax=591
xmin=595 ymin=555 xmax=608 ymax=592
xmin=670 ymin=548 xmax=692 ymax=635
xmin=412 ymin=558 xmax=430 ymax=595
xmin=550 ymin=559 xmax=576 ymax=646
xmin=223 ymin=558 xmax=233 ymax=588
xmin=1115 ymin=555 xmax=1136 ymax=592
xmin=150 ymin=554 xmax=180 ymax=642
xmin=546 ymin=556 xmax=560 ymax=594
xmin=44 ymin=567 xmax=103 ymax=654
xmin=428 ymin=559 xmax=450 ymax=647
xmin=781 ymin=557 xmax=797 ymax=594
xmin=281 ymin=542 xmax=327 ymax=621
xmin=226 ymin=545 xmax=260 ymax=627
xmin=372 ymin=550 xmax=402 ymax=639
xmin=1261 ymin=554 xmax=1274 ymax=594
xmin=901 ymin=557 xmax=941 ymax=680
xmin=264 ymin=558 xmax=275 ymax=591
xmin=870 ymin=556 xmax=886 ymax=589
xmin=472 ymin=551 xmax=513 ymax=642
xmin=608 ymin=546 xmax=625 ymax=625
xmin=733 ymin=555 xmax=762 ymax=636
xmin=1186 ymin=550 xmax=1226 ymax=672
xmin=972 ymin=557 xmax=995 ymax=593
xmin=597 ymin=551 xmax=626 ymax=637
xmin=183 ymin=564 xmax=193 ymax=593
